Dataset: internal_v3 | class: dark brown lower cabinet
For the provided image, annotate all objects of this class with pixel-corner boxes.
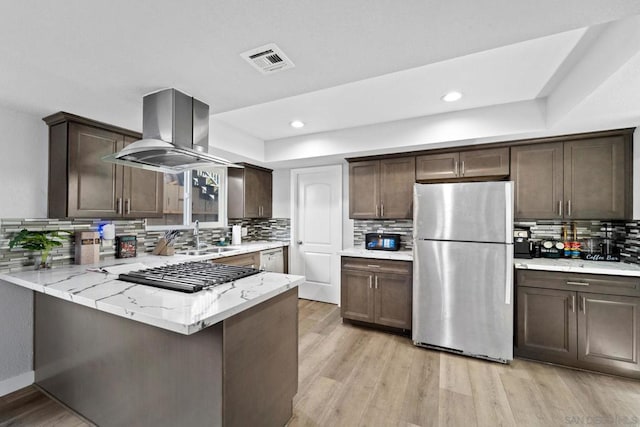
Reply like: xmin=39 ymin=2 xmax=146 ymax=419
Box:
xmin=516 ymin=270 xmax=640 ymax=379
xmin=578 ymin=292 xmax=640 ymax=373
xmin=516 ymin=286 xmax=577 ymax=364
xmin=341 ymin=257 xmax=412 ymax=330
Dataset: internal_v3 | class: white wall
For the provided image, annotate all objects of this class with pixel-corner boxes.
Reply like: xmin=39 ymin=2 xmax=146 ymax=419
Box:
xmin=0 ymin=283 xmax=33 ymax=395
xmin=634 ymin=127 xmax=640 ymax=220
xmin=272 ymin=169 xmax=291 ymax=219
xmin=0 ymin=105 xmax=45 ymax=395
xmin=0 ymin=105 xmax=48 ymax=218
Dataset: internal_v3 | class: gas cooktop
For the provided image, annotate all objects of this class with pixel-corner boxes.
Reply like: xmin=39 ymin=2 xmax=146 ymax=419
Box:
xmin=118 ymin=261 xmax=260 ymax=293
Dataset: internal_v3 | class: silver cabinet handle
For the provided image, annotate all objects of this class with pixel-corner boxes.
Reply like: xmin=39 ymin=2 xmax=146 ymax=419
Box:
xmin=381 ymin=203 xmax=384 ymax=217
xmin=367 ymin=264 xmax=380 ymax=268
xmin=126 ymin=198 xmax=131 ymax=214
xmin=117 ymin=198 xmax=122 ymax=215
xmin=567 ymin=200 xmax=572 ymax=217
xmin=580 ymin=296 xmax=586 ymax=314
xmin=375 ymin=276 xmax=378 ymax=289
xmin=567 ymin=281 xmax=589 ymax=286
xmin=461 ymin=160 xmax=465 ymax=177
xmin=558 ymin=200 xmax=563 ymax=217
xmin=369 ymin=276 xmax=372 ymax=289
xmin=454 ymin=160 xmax=459 ymax=176
xmin=571 ymin=295 xmax=575 ymax=313
xmin=376 ymin=204 xmax=380 ymax=218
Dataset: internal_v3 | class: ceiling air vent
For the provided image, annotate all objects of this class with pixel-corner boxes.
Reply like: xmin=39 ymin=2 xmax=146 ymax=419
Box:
xmin=240 ymin=43 xmax=295 ymax=75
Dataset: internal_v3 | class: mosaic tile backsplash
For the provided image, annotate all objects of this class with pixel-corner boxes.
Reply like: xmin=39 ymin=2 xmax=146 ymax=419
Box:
xmin=353 ymin=219 xmax=414 ymax=250
xmin=353 ymin=218 xmax=640 ymax=265
xmin=0 ymin=218 xmax=291 ymax=274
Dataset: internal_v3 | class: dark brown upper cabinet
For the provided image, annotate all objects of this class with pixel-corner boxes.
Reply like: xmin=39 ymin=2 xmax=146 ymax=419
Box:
xmin=511 ymin=132 xmax=632 ymax=220
xmin=416 ymin=147 xmax=509 ymax=181
xmin=349 ymin=156 xmax=415 ymax=219
xmin=44 ymin=113 xmax=163 ymax=219
xmin=228 ymin=163 xmax=272 ymax=219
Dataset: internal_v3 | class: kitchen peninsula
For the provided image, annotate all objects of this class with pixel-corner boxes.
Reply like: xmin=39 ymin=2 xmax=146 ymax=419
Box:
xmin=0 ymin=253 xmax=304 ymax=427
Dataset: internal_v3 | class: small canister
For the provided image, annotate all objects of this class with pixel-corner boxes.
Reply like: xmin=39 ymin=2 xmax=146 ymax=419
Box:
xmin=75 ymin=231 xmax=100 ymax=265
xmin=570 ymin=241 xmax=581 ymax=259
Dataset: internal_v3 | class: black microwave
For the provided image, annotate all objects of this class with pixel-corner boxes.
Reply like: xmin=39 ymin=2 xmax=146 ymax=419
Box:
xmin=365 ymin=233 xmax=401 ymax=251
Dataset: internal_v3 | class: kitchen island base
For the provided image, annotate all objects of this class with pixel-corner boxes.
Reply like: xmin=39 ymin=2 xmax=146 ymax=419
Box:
xmin=34 ymin=288 xmax=298 ymax=427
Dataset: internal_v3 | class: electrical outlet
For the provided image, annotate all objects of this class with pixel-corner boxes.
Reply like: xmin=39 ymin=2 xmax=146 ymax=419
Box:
xmin=241 ymin=227 xmax=248 ymax=237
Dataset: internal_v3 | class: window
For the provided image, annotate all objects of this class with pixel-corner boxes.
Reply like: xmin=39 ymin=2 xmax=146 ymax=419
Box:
xmin=146 ymin=167 xmax=227 ymax=230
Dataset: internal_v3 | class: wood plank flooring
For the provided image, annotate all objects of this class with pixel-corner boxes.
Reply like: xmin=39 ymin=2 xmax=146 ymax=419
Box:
xmin=2 ymin=299 xmax=640 ymax=426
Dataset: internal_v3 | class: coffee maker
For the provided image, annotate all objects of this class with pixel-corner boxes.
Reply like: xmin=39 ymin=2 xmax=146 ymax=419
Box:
xmin=514 ymin=229 xmax=532 ymax=258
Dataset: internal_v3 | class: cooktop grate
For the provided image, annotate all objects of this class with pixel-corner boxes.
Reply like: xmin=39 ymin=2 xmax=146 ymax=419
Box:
xmin=118 ymin=261 xmax=260 ymax=293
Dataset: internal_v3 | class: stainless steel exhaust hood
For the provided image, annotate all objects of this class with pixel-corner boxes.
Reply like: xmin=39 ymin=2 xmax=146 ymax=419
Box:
xmin=103 ymin=88 xmax=237 ymax=173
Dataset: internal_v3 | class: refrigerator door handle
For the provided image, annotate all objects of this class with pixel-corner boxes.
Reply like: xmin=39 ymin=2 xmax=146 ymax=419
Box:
xmin=504 ymin=250 xmax=512 ymax=305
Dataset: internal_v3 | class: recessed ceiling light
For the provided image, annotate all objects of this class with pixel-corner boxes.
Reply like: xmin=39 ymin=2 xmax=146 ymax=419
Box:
xmin=290 ymin=120 xmax=305 ymax=128
xmin=441 ymin=91 xmax=463 ymax=102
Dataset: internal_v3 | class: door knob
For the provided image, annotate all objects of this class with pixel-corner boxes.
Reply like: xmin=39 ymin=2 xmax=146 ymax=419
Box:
xmin=297 ymin=241 xmax=303 ymax=245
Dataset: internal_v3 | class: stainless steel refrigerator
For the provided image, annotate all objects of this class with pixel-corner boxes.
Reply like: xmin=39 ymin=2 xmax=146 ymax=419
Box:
xmin=412 ymin=181 xmax=514 ymax=363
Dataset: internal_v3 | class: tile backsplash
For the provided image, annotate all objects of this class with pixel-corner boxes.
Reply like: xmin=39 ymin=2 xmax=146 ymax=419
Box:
xmin=352 ymin=218 xmax=640 ymax=265
xmin=0 ymin=218 xmax=291 ymax=274
xmin=353 ymin=219 xmax=413 ymax=250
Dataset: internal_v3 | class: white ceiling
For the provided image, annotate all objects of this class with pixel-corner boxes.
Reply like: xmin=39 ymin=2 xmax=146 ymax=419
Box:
xmin=1 ymin=1 xmax=640 ymax=161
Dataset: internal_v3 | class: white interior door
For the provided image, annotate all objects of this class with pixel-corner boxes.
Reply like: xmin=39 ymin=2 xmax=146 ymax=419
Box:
xmin=291 ymin=165 xmax=342 ymax=304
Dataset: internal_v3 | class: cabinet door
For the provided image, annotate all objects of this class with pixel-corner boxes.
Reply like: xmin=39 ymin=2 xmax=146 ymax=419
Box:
xmin=564 ymin=136 xmax=630 ymax=219
xmin=373 ymin=271 xmax=412 ymax=329
xmin=259 ymin=168 xmax=273 ymax=218
xmin=215 ymin=252 xmax=260 ymax=269
xmin=459 ymin=147 xmax=509 ymax=178
xmin=67 ymin=123 xmax=124 ymax=218
xmin=577 ymin=292 xmax=640 ymax=373
xmin=415 ymin=152 xmax=459 ymax=181
xmin=379 ymin=157 xmax=415 ymax=219
xmin=349 ymin=161 xmax=380 ymax=219
xmin=243 ymin=167 xmax=262 ymax=218
xmin=516 ymin=286 xmax=577 ymax=363
xmin=510 ymin=142 xmax=563 ymax=220
xmin=122 ymin=136 xmax=163 ymax=218
xmin=340 ymin=269 xmax=374 ymax=323
xmin=163 ymin=180 xmax=184 ymax=214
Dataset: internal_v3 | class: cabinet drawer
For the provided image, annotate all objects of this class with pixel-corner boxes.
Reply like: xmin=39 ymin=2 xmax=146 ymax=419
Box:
xmin=516 ymin=269 xmax=640 ymax=297
xmin=341 ymin=257 xmax=412 ymax=275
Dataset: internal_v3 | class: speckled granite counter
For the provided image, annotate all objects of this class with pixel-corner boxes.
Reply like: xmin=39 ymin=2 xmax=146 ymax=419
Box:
xmin=514 ymin=257 xmax=640 ymax=277
xmin=338 ymin=247 xmax=413 ymax=261
xmin=0 ymin=241 xmax=302 ymax=335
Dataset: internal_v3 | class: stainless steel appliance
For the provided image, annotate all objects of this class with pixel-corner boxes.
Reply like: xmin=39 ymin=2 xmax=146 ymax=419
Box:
xmin=102 ymin=88 xmax=238 ymax=173
xmin=365 ymin=233 xmax=401 ymax=251
xmin=118 ymin=261 xmax=260 ymax=293
xmin=260 ymin=247 xmax=284 ymax=273
xmin=412 ymin=181 xmax=514 ymax=363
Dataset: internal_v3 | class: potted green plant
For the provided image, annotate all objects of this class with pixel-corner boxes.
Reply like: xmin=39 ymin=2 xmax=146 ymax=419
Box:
xmin=9 ymin=229 xmax=69 ymax=269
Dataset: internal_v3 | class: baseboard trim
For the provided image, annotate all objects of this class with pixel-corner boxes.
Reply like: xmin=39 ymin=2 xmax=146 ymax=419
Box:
xmin=0 ymin=371 xmax=35 ymax=397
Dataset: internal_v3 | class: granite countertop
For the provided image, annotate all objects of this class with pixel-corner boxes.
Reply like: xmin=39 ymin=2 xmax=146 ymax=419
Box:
xmin=514 ymin=257 xmax=640 ymax=278
xmin=338 ymin=247 xmax=413 ymax=261
xmin=0 ymin=241 xmax=303 ymax=335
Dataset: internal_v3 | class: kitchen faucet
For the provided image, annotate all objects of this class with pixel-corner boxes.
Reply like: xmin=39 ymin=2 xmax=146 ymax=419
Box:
xmin=194 ymin=220 xmax=205 ymax=249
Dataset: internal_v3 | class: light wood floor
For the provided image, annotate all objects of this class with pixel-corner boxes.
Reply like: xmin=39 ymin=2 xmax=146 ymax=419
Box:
xmin=2 ymin=299 xmax=640 ymax=427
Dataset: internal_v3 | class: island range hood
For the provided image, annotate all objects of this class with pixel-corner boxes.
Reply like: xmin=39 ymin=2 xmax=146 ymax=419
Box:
xmin=103 ymin=88 xmax=237 ymax=173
